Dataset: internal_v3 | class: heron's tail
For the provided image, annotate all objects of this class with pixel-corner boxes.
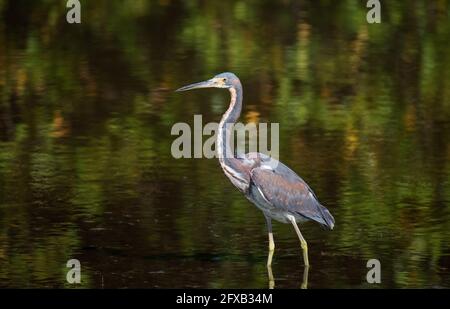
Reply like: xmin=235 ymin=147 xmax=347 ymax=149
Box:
xmin=318 ymin=204 xmax=335 ymax=230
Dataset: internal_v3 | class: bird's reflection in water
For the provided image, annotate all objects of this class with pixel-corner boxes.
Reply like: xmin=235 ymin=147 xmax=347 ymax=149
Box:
xmin=266 ymin=255 xmax=309 ymax=289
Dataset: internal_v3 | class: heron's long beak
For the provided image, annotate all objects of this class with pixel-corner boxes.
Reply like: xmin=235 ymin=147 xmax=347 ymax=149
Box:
xmin=175 ymin=79 xmax=215 ymax=92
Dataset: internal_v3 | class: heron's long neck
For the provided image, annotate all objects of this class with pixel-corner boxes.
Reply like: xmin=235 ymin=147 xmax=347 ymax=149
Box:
xmin=217 ymin=84 xmax=242 ymax=162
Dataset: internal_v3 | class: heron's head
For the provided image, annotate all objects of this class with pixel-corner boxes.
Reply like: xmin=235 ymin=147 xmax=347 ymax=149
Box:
xmin=175 ymin=72 xmax=240 ymax=92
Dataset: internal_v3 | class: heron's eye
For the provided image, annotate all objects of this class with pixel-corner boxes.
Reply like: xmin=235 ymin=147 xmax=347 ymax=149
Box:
xmin=222 ymin=78 xmax=227 ymax=82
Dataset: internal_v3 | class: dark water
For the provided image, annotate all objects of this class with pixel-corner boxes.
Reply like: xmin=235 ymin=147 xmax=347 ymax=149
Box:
xmin=1 ymin=1 xmax=450 ymax=288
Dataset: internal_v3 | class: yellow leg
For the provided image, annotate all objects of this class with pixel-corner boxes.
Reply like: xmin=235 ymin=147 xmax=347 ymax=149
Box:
xmin=301 ymin=265 xmax=309 ymax=289
xmin=287 ymin=215 xmax=310 ymax=267
xmin=267 ymin=232 xmax=275 ymax=289
xmin=265 ymin=216 xmax=275 ymax=288
xmin=267 ymin=263 xmax=275 ymax=289
xmin=267 ymin=232 xmax=275 ymax=266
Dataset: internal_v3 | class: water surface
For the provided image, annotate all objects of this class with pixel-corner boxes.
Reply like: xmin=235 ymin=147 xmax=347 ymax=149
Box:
xmin=0 ymin=0 xmax=450 ymax=288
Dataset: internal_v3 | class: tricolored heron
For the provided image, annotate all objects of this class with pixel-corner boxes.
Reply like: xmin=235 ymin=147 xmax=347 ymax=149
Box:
xmin=176 ymin=72 xmax=334 ymax=270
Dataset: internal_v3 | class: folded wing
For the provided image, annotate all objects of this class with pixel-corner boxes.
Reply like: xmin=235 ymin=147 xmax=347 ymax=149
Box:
xmin=249 ymin=157 xmax=334 ymax=230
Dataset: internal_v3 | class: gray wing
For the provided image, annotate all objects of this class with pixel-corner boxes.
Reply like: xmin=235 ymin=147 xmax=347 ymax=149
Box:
xmin=249 ymin=155 xmax=334 ymax=229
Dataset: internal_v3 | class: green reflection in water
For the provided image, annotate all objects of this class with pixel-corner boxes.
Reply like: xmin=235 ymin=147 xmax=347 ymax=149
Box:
xmin=0 ymin=0 xmax=449 ymax=288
